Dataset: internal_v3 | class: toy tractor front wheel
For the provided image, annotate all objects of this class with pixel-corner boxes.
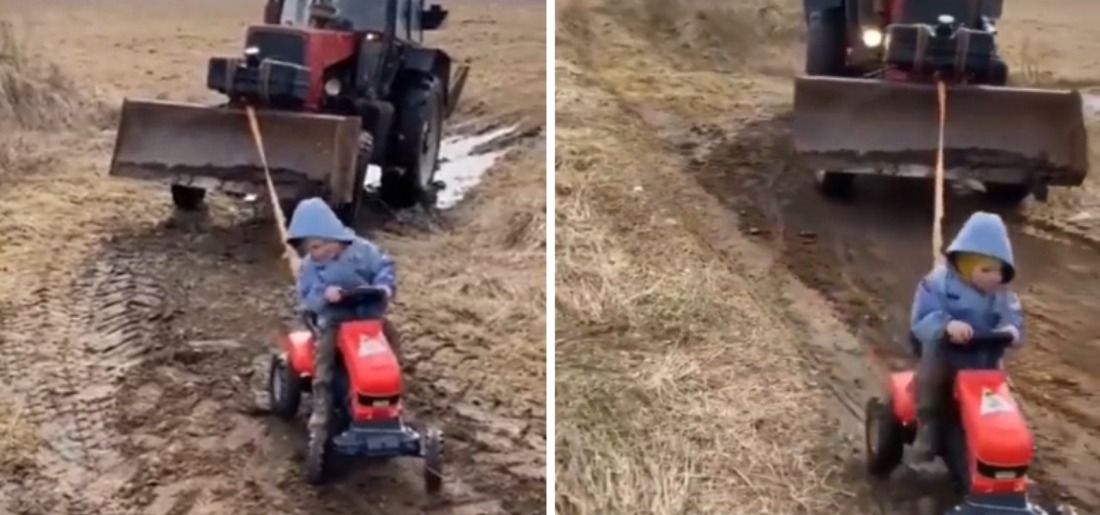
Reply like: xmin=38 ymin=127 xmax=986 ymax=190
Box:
xmin=305 ymin=400 xmax=335 ymax=485
xmin=423 ymin=426 xmax=444 ymax=494
xmin=865 ymin=396 xmax=905 ymax=478
xmin=381 ymin=76 xmax=444 ymax=210
xmin=268 ymin=353 xmax=301 ymax=420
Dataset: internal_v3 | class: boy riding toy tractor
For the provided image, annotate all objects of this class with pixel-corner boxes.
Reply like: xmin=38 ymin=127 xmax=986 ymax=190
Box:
xmin=864 ymin=212 xmax=1075 ymax=515
xmin=263 ymin=197 xmax=443 ymax=489
xmin=267 ymin=285 xmax=444 ymax=489
xmin=865 ymin=332 xmax=1046 ymax=513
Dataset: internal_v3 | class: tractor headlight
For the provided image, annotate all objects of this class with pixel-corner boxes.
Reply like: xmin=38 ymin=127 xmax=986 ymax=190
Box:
xmin=324 ymin=78 xmax=342 ymax=97
xmin=861 ymin=28 xmax=883 ymax=48
xmin=243 ymin=46 xmax=261 ymax=66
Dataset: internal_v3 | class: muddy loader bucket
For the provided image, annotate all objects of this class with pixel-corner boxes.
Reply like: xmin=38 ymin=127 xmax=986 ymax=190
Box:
xmin=791 ymin=76 xmax=1089 ymax=186
xmin=109 ymin=98 xmax=362 ymax=203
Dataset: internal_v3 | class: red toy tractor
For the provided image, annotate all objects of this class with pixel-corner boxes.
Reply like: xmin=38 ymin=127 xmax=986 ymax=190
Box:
xmin=864 ymin=332 xmax=1074 ymax=514
xmin=267 ymin=286 xmax=443 ymax=488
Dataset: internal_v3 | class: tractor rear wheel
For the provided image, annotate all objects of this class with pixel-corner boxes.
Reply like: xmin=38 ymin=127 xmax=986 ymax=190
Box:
xmin=334 ymin=132 xmax=373 ymax=226
xmin=805 ymin=8 xmax=847 ymax=76
xmin=983 ymin=183 xmax=1031 ymax=206
xmin=815 ymin=170 xmax=855 ymax=199
xmin=865 ymin=396 xmax=905 ymax=478
xmin=381 ymin=76 xmax=444 ymax=210
xmin=171 ymin=184 xmax=206 ymax=211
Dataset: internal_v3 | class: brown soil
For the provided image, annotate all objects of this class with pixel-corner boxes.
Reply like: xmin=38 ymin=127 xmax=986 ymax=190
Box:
xmin=556 ymin=0 xmax=1100 ymax=513
xmin=0 ymin=0 xmax=546 ymax=514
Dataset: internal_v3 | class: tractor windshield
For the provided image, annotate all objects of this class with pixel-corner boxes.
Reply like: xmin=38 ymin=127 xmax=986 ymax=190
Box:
xmin=331 ymin=0 xmax=391 ymax=32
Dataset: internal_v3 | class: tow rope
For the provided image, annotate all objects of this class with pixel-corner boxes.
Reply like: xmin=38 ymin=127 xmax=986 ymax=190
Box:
xmin=245 ymin=105 xmax=302 ymax=278
xmin=933 ymin=80 xmax=947 ymax=267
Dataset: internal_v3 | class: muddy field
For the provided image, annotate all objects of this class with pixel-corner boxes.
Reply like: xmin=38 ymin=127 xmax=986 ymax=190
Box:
xmin=557 ymin=0 xmax=1100 ymax=513
xmin=0 ymin=1 xmax=546 ymax=514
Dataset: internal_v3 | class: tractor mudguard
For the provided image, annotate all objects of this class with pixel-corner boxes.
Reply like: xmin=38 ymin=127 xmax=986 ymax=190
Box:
xmin=803 ymin=0 xmax=843 ymax=16
xmin=404 ymin=47 xmax=449 ymax=85
xmin=403 ymin=47 xmax=466 ymax=118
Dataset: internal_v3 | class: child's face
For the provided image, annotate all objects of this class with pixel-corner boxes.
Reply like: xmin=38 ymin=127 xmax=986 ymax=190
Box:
xmin=970 ymin=263 xmax=1003 ymax=292
xmin=302 ymin=238 xmax=344 ymax=262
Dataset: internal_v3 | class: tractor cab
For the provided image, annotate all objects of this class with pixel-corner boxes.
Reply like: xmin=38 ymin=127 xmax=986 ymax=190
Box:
xmin=267 ymin=0 xmax=449 ymax=41
xmin=880 ymin=0 xmax=1002 ymax=34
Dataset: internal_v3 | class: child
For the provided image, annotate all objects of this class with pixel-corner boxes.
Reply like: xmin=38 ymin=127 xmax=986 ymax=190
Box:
xmin=909 ymin=211 xmax=1024 ymax=462
xmin=285 ymin=197 xmax=398 ymax=435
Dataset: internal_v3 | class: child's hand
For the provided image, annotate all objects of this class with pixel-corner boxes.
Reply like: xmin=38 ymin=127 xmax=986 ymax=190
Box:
xmin=324 ymin=286 xmax=343 ymax=303
xmin=995 ymin=325 xmax=1021 ymax=346
xmin=946 ymin=320 xmax=973 ymax=344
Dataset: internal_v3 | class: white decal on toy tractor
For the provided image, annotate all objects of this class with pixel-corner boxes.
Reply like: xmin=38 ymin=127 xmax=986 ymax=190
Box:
xmin=980 ymin=388 xmax=1015 ymax=416
xmin=357 ymin=335 xmax=388 ymax=357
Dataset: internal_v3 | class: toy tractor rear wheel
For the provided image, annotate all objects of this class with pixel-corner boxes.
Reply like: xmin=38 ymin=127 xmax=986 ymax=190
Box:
xmin=268 ymin=353 xmax=301 ymax=420
xmin=865 ymin=396 xmax=905 ymax=478
xmin=381 ymin=76 xmax=444 ymax=210
xmin=171 ymin=184 xmax=206 ymax=211
xmin=423 ymin=426 xmax=444 ymax=494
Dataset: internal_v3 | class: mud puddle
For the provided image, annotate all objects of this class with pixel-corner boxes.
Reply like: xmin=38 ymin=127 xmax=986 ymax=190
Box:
xmin=682 ymin=113 xmax=1100 ymax=512
xmin=365 ymin=125 xmax=520 ymax=209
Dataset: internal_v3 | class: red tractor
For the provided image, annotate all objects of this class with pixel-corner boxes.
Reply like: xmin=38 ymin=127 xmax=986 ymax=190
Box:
xmin=109 ymin=0 xmax=469 ymax=222
xmin=865 ymin=333 xmax=1073 ymax=514
xmin=793 ymin=0 xmax=1087 ymax=204
xmin=267 ymin=286 xmax=443 ymax=487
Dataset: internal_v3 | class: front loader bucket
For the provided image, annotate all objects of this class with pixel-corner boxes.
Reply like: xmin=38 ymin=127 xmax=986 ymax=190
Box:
xmin=109 ymin=98 xmax=362 ymax=203
xmin=791 ymin=76 xmax=1089 ymax=186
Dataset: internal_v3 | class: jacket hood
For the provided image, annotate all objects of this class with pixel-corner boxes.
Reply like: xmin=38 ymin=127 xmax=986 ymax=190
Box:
xmin=285 ymin=198 xmax=355 ymax=244
xmin=945 ymin=211 xmax=1015 ymax=283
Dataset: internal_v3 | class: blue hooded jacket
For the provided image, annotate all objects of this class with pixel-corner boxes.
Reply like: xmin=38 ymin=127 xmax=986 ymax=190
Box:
xmin=910 ymin=212 xmax=1024 ymax=361
xmin=286 ymin=198 xmax=396 ymax=318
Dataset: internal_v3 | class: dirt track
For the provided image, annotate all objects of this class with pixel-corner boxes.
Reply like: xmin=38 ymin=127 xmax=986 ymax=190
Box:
xmin=0 ymin=1 xmax=546 ymax=514
xmin=557 ymin=0 xmax=1100 ymax=513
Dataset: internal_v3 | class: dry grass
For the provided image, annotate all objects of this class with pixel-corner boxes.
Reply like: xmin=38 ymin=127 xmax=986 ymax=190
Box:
xmin=607 ymin=0 xmax=801 ymax=77
xmin=556 ymin=1 xmax=845 ymax=513
xmin=0 ymin=397 xmax=36 ymax=476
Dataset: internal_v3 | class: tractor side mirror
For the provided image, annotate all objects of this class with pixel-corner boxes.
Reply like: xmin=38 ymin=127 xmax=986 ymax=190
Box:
xmin=980 ymin=0 xmax=1002 ymax=20
xmin=421 ymin=4 xmax=448 ymax=30
xmin=263 ymin=0 xmax=283 ymax=24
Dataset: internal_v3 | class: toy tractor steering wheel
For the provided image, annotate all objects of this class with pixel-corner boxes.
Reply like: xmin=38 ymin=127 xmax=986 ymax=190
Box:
xmin=298 ymin=286 xmax=389 ymax=331
xmin=941 ymin=330 xmax=1015 ymax=351
xmin=332 ymin=285 xmax=388 ymax=306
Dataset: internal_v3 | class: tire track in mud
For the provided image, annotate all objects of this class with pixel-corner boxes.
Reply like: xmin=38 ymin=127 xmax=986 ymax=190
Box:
xmin=681 ymin=112 xmax=1100 ymax=512
xmin=37 ymin=215 xmax=547 ymax=515
xmin=0 ymin=250 xmax=169 ymax=515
